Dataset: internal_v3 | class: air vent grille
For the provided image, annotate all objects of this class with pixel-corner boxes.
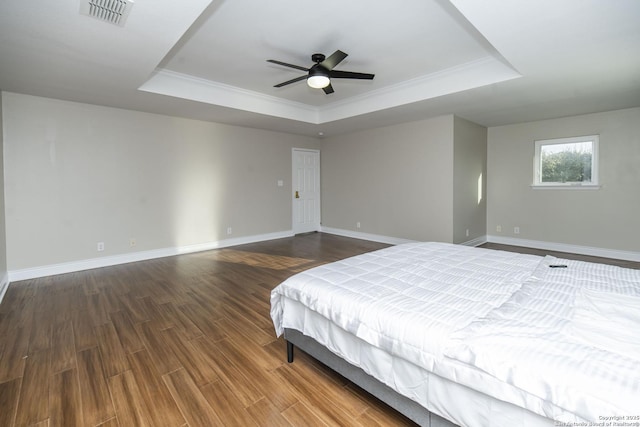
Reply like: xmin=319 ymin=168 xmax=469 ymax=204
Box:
xmin=80 ymin=0 xmax=134 ymax=27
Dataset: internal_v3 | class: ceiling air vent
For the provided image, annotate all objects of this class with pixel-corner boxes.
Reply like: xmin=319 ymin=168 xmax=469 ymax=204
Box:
xmin=80 ymin=0 xmax=134 ymax=27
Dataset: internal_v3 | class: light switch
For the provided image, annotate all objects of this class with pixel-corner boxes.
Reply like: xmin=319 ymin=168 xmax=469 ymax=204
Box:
xmin=277 ymin=180 xmax=284 ymax=187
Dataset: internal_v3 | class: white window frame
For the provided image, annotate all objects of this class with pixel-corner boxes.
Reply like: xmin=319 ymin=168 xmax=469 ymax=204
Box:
xmin=532 ymin=135 xmax=600 ymax=189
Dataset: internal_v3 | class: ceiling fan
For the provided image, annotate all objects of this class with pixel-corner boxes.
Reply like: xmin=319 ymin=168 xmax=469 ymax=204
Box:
xmin=267 ymin=50 xmax=374 ymax=94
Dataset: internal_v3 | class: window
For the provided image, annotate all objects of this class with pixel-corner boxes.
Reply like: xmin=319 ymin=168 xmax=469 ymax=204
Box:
xmin=533 ymin=135 xmax=599 ymax=188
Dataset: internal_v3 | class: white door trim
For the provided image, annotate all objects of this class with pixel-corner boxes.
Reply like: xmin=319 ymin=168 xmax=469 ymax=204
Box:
xmin=292 ymin=148 xmax=321 ymax=234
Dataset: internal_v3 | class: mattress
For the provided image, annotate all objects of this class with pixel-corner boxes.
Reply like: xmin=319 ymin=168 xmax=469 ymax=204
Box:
xmin=270 ymin=242 xmax=640 ymax=426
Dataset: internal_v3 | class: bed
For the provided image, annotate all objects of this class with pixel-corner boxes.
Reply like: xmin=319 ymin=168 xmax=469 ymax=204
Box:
xmin=270 ymin=242 xmax=640 ymax=427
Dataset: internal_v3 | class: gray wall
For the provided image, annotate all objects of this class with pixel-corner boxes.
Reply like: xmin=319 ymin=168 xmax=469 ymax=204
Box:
xmin=453 ymin=116 xmax=487 ymax=243
xmin=0 ymin=92 xmax=7 ymax=284
xmin=5 ymin=90 xmax=635 ymax=274
xmin=487 ymin=107 xmax=640 ymax=252
xmin=3 ymin=93 xmax=319 ymax=270
xmin=321 ymin=115 xmax=456 ymax=242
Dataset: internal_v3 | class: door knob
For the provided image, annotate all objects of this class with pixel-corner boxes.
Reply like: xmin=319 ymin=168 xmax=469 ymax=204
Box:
xmin=295 ymin=191 xmax=300 ymax=199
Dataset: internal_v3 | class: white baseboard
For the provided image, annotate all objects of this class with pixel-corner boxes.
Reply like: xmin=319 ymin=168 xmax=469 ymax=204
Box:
xmin=487 ymin=235 xmax=640 ymax=262
xmin=320 ymin=229 xmax=638 ymax=263
xmin=9 ymin=231 xmax=636 ymax=283
xmin=8 ymin=230 xmax=295 ymax=282
xmin=459 ymin=235 xmax=488 ymax=247
xmin=322 ymin=227 xmax=491 ymax=248
xmin=320 ymin=226 xmax=418 ymax=245
xmin=0 ymin=272 xmax=9 ymax=305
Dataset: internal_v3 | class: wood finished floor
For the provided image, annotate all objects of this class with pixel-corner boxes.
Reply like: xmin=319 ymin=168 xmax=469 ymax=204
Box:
xmin=1 ymin=234 xmax=637 ymax=427
xmin=480 ymin=242 xmax=640 ymax=269
xmin=0 ymin=233 xmax=416 ymax=427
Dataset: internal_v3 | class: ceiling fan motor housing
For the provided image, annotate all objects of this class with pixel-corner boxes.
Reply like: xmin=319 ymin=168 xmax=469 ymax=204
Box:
xmin=311 ymin=53 xmax=326 ymax=63
xmin=309 ymin=64 xmax=329 ymax=78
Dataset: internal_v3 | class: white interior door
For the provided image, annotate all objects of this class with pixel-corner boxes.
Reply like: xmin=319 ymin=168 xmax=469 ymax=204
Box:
xmin=292 ymin=148 xmax=321 ymax=234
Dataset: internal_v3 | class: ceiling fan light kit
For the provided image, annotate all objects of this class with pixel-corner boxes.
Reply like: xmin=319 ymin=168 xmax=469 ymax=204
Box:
xmin=267 ymin=50 xmax=374 ymax=94
xmin=307 ymin=67 xmax=330 ymax=89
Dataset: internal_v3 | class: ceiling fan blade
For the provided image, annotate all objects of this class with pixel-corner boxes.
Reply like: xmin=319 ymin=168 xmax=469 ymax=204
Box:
xmin=322 ymin=83 xmax=335 ymax=94
xmin=329 ymin=70 xmax=375 ymax=80
xmin=266 ymin=59 xmax=309 ymax=72
xmin=320 ymin=50 xmax=348 ymax=70
xmin=274 ymin=75 xmax=307 ymax=88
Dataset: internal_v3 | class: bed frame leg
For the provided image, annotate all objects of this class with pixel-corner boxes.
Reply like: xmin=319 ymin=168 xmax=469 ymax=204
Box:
xmin=287 ymin=340 xmax=294 ymax=363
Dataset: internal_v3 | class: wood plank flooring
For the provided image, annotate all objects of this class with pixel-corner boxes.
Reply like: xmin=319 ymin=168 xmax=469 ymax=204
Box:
xmin=0 ymin=233 xmax=417 ymax=427
xmin=1 ymin=233 xmax=637 ymax=426
xmin=480 ymin=242 xmax=640 ymax=269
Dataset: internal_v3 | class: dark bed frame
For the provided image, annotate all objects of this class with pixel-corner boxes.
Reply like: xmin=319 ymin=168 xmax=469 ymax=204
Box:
xmin=284 ymin=328 xmax=458 ymax=427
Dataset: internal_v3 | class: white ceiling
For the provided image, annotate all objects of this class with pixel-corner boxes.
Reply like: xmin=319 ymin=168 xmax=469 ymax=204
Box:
xmin=1 ymin=0 xmax=639 ymax=137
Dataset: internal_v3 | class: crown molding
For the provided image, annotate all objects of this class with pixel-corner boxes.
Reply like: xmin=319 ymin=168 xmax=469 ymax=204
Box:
xmin=319 ymin=56 xmax=520 ymax=122
xmin=139 ymin=69 xmax=320 ymax=123
xmin=140 ymin=55 xmax=520 ymax=125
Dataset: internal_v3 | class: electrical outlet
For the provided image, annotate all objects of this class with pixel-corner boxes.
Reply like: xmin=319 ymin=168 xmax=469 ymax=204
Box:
xmin=356 ymin=221 xmax=361 ymax=229
xmin=129 ymin=238 xmax=136 ymax=247
xmin=466 ymin=229 xmax=469 ymax=237
xmin=496 ymin=225 xmax=502 ymax=232
xmin=227 ymin=227 xmax=232 ymax=235
xmin=97 ymin=242 xmax=105 ymax=252
xmin=514 ymin=226 xmax=520 ymax=234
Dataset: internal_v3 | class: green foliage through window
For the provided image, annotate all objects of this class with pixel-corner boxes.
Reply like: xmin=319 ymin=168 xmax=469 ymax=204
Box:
xmin=534 ymin=136 xmax=598 ymax=187
xmin=541 ymin=149 xmax=592 ymax=183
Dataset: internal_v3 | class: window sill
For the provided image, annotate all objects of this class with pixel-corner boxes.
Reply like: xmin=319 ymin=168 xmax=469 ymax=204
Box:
xmin=530 ymin=184 xmax=601 ymax=190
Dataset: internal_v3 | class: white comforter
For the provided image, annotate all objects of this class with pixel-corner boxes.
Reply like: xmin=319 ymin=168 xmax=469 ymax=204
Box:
xmin=270 ymin=242 xmax=640 ymax=423
xmin=446 ymin=255 xmax=640 ymax=421
xmin=271 ymin=242 xmax=541 ymax=370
